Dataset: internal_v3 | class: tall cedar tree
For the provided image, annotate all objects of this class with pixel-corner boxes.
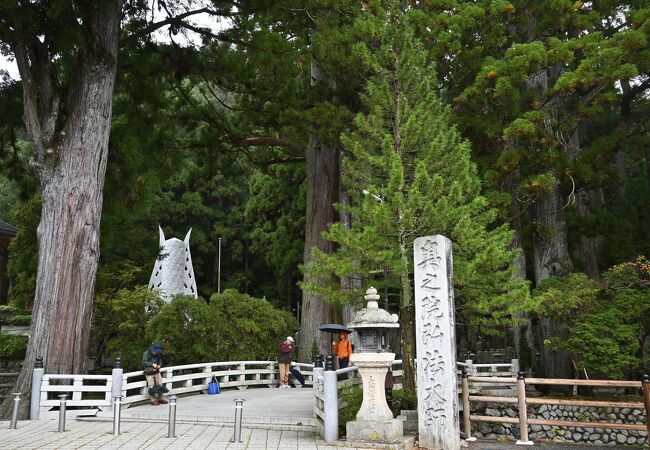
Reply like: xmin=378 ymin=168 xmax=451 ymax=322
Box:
xmin=303 ymin=17 xmax=530 ymax=391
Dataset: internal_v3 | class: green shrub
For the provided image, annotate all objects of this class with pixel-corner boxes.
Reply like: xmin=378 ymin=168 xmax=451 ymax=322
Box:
xmin=338 ymin=385 xmax=363 ymax=435
xmin=389 ymin=388 xmax=417 ymax=416
xmin=0 ymin=332 xmax=28 ymax=359
xmin=146 ymin=289 xmax=297 ymax=365
xmin=91 ymin=284 xmax=163 ymax=370
xmin=3 ymin=314 xmax=31 ymax=326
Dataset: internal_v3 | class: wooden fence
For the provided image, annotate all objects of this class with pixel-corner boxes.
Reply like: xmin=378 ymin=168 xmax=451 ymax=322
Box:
xmin=462 ymin=372 xmax=650 ymax=444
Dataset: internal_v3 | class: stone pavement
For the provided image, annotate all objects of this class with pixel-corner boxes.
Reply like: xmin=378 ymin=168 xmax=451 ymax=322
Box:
xmin=0 ymin=420 xmax=642 ymax=449
xmin=0 ymin=419 xmax=338 ymax=449
xmin=102 ymin=388 xmax=316 ymax=429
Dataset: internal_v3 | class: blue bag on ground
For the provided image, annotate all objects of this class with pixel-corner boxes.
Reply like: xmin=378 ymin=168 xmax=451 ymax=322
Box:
xmin=208 ymin=375 xmax=220 ymax=394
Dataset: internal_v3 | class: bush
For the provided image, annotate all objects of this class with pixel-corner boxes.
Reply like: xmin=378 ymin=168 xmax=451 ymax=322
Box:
xmin=91 ymin=284 xmax=163 ymax=370
xmin=338 ymin=385 xmax=363 ymax=435
xmin=0 ymin=332 xmax=28 ymax=359
xmin=146 ymin=289 xmax=297 ymax=365
xmin=532 ymin=260 xmax=650 ymax=379
xmin=388 ymin=388 xmax=417 ymax=416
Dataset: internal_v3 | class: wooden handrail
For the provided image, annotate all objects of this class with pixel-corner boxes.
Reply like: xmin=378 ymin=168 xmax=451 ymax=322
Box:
xmin=526 ymin=377 xmax=641 ymax=387
xmin=462 ymin=372 xmax=649 ymax=445
xmin=527 ymin=418 xmax=646 ymax=431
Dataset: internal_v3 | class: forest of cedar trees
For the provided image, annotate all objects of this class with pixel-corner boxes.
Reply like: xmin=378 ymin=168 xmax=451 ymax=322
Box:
xmin=0 ymin=0 xmax=649 ymax=416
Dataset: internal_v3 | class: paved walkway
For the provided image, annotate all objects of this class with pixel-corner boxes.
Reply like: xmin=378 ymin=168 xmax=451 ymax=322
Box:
xmin=0 ymin=419 xmax=333 ymax=449
xmin=1 ymin=419 xmax=641 ymax=449
xmin=104 ymin=387 xmax=315 ymax=428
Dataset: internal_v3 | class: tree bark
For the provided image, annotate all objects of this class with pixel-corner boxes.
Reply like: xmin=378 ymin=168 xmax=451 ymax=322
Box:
xmin=299 ymin=59 xmax=339 ymax=361
xmin=532 ymin=179 xmax=574 ymax=379
xmin=506 ymin=173 xmax=535 ymax=370
xmin=1 ymin=0 xmax=122 ymax=418
xmin=398 ymin=238 xmax=416 ymax=393
xmin=574 ymin=187 xmax=604 ymax=279
xmin=299 ymin=133 xmax=338 ymax=361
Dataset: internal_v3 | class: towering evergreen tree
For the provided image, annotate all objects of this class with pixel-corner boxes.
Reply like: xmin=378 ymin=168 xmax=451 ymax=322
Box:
xmin=303 ymin=12 xmax=529 ymax=390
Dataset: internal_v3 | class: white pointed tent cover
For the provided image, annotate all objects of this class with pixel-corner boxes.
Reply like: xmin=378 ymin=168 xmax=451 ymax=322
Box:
xmin=148 ymin=227 xmax=198 ymax=300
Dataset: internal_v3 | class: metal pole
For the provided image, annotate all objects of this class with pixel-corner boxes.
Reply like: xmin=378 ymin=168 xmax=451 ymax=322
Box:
xmin=217 ymin=237 xmax=221 ymax=294
xmin=112 ymin=395 xmax=122 ymax=436
xmin=231 ymin=398 xmax=245 ymax=443
xmin=516 ymin=372 xmax=533 ymax=445
xmin=167 ymin=395 xmax=177 ymax=438
xmin=58 ymin=394 xmax=67 ymax=432
xmin=9 ymin=393 xmax=20 ymax=429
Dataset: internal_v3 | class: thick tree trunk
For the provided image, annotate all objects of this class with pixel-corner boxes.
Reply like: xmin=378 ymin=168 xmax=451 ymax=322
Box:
xmin=532 ymin=179 xmax=574 ymax=379
xmin=574 ymin=187 xmax=604 ymax=279
xmin=1 ymin=1 xmax=122 ymax=418
xmin=299 ymin=133 xmax=339 ymax=361
xmin=398 ymin=239 xmax=416 ymax=393
xmin=507 ymin=178 xmax=535 ymax=370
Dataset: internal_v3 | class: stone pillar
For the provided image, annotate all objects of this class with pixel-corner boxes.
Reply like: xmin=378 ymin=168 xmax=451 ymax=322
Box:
xmin=346 ymin=352 xmax=403 ymax=442
xmin=414 ymin=235 xmax=460 ymax=450
xmin=30 ymin=356 xmax=45 ymax=420
xmin=111 ymin=358 xmax=123 ymax=411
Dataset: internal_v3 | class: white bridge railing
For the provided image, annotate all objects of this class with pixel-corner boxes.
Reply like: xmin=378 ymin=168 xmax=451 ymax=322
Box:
xmin=121 ymin=360 xmax=314 ymax=404
xmin=33 ymin=357 xmax=518 ymax=420
xmin=35 ymin=359 xmax=313 ymax=419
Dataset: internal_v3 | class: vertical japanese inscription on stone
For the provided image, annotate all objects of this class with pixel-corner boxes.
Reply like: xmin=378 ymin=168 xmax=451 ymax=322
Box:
xmin=414 ymin=235 xmax=460 ymax=450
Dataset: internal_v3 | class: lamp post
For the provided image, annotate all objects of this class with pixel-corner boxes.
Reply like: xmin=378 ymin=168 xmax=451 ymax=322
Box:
xmin=217 ymin=237 xmax=221 ymax=294
xmin=345 ymin=287 xmax=403 ymax=443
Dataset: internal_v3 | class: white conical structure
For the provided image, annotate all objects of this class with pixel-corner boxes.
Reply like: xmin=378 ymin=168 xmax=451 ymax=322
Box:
xmin=148 ymin=226 xmax=198 ymax=301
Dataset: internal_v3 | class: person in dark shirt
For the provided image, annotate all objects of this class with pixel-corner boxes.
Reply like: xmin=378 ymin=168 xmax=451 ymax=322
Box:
xmin=142 ymin=343 xmax=169 ymax=405
xmin=278 ymin=336 xmax=294 ymax=388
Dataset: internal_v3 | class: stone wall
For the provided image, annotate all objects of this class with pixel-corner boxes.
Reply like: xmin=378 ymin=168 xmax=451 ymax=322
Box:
xmin=471 ymin=402 xmax=648 ymax=446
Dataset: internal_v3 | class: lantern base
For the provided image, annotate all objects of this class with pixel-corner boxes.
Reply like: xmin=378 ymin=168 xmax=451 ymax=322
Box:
xmin=346 ymin=418 xmax=404 ymax=443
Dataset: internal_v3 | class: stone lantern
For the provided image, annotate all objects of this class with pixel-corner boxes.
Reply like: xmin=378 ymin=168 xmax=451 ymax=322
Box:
xmin=346 ymin=287 xmax=403 ymax=443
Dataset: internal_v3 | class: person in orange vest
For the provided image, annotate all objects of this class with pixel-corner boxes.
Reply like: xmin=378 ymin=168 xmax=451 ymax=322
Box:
xmin=332 ymin=331 xmax=353 ymax=378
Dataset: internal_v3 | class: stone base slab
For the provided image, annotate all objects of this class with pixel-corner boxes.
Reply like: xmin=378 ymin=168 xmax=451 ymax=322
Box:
xmin=347 ymin=418 xmax=404 ymax=443
xmin=336 ymin=435 xmax=416 ymax=449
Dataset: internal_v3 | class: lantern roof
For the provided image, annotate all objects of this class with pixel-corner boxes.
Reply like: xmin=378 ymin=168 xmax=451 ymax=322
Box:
xmin=348 ymin=287 xmax=400 ymax=329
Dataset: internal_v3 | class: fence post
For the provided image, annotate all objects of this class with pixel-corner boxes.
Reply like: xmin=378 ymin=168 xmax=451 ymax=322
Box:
xmin=30 ymin=356 xmax=44 ymax=420
xmin=313 ymin=355 xmax=324 ymax=420
xmin=461 ymin=370 xmax=475 ymax=441
xmin=516 ymin=371 xmax=533 ymax=445
xmin=323 ymin=356 xmax=338 ymax=443
xmin=511 ymin=359 xmax=520 ymax=377
xmin=465 ymin=358 xmax=474 ymax=376
xmin=238 ymin=363 xmax=246 ymax=389
xmin=111 ymin=358 xmax=123 ymax=410
xmin=642 ymin=374 xmax=649 ymax=438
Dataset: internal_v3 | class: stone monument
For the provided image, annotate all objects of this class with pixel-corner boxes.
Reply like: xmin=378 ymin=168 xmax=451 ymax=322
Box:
xmin=413 ymin=235 xmax=460 ymax=449
xmin=346 ymin=287 xmax=403 ymax=443
xmin=148 ymin=226 xmax=198 ymax=300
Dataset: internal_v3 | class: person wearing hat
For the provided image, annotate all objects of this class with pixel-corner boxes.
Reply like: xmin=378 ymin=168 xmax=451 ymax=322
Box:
xmin=277 ymin=336 xmax=294 ymax=388
xmin=142 ymin=343 xmax=169 ymax=405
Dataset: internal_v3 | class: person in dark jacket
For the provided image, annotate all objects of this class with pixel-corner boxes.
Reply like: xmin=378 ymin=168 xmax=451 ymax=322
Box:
xmin=142 ymin=343 xmax=169 ymax=405
xmin=277 ymin=336 xmax=294 ymax=388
